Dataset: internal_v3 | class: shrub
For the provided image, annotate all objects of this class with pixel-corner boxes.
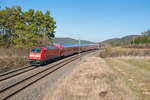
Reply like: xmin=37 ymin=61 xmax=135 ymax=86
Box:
xmin=100 ymin=45 xmax=112 ymax=58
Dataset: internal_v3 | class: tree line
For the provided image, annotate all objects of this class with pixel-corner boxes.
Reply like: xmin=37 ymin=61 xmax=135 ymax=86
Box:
xmin=0 ymin=6 xmax=56 ymax=49
xmin=131 ymin=30 xmax=150 ymax=44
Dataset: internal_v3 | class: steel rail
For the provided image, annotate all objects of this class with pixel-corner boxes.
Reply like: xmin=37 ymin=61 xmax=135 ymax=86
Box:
xmin=0 ymin=66 xmax=37 ymax=81
xmin=0 ymin=65 xmax=32 ymax=77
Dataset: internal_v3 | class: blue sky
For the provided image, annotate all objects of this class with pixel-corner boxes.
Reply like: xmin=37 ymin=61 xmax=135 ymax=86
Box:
xmin=1 ymin=0 xmax=150 ymax=42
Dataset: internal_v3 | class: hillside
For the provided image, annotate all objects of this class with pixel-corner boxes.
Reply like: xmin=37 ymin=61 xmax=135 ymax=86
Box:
xmin=54 ymin=37 xmax=95 ymax=44
xmin=102 ymin=35 xmax=140 ymax=46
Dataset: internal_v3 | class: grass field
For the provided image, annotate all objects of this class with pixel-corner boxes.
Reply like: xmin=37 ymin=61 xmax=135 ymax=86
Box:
xmin=44 ymin=56 xmax=138 ymax=100
xmin=105 ymin=57 xmax=150 ymax=100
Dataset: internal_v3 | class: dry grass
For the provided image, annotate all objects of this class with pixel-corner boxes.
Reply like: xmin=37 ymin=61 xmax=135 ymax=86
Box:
xmin=0 ymin=48 xmax=28 ymax=73
xmin=105 ymin=57 xmax=150 ymax=100
xmin=43 ymin=57 xmax=136 ymax=100
xmin=100 ymin=47 xmax=150 ymax=58
xmin=0 ymin=57 xmax=28 ymax=73
xmin=124 ymin=43 xmax=150 ymax=48
xmin=0 ymin=48 xmax=28 ymax=57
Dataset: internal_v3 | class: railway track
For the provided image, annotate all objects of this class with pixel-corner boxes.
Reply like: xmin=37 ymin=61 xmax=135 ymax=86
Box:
xmin=0 ymin=57 xmax=64 ymax=82
xmin=0 ymin=50 xmax=95 ymax=100
xmin=0 ymin=65 xmax=37 ymax=81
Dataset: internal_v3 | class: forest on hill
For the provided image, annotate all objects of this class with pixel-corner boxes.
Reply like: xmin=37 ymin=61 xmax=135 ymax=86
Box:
xmin=101 ymin=35 xmax=140 ymax=46
xmin=0 ymin=6 xmax=56 ymax=49
xmin=102 ymin=30 xmax=150 ymax=48
xmin=131 ymin=30 xmax=150 ymax=44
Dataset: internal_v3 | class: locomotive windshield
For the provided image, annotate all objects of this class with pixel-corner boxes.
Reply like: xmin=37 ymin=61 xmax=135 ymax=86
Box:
xmin=31 ymin=48 xmax=41 ymax=53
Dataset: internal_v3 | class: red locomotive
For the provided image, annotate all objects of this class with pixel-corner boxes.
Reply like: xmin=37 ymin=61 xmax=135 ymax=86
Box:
xmin=28 ymin=44 xmax=98 ymax=65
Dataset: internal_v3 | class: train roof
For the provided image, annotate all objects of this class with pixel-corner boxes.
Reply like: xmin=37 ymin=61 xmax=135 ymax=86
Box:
xmin=60 ymin=43 xmax=97 ymax=47
xmin=31 ymin=43 xmax=98 ymax=49
xmin=31 ymin=45 xmax=58 ymax=49
xmin=45 ymin=46 xmax=59 ymax=49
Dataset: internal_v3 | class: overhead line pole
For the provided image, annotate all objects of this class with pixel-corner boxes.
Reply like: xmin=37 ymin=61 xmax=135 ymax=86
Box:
xmin=78 ymin=34 xmax=81 ymax=61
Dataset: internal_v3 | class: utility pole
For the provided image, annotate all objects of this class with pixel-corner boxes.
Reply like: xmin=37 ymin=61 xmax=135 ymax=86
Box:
xmin=98 ymin=43 xmax=100 ymax=50
xmin=78 ymin=34 xmax=81 ymax=61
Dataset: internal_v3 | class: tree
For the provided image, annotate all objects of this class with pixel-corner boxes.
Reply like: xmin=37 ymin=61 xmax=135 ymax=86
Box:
xmin=131 ymin=30 xmax=150 ymax=45
xmin=142 ymin=30 xmax=150 ymax=36
xmin=0 ymin=6 xmax=56 ymax=49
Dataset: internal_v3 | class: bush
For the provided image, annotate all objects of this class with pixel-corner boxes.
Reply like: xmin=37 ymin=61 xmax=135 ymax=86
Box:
xmin=100 ymin=45 xmax=112 ymax=58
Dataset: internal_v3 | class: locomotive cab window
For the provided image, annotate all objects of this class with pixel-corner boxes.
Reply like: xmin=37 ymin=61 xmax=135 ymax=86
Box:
xmin=31 ymin=48 xmax=41 ymax=53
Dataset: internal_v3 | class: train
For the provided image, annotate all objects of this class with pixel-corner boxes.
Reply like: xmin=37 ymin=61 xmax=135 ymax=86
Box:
xmin=28 ymin=43 xmax=98 ymax=65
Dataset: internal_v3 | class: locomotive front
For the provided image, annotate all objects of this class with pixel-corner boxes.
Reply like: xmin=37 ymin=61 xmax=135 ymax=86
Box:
xmin=28 ymin=47 xmax=44 ymax=65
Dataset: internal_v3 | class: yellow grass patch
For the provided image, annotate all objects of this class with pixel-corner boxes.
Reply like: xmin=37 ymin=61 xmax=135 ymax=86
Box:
xmin=105 ymin=57 xmax=150 ymax=100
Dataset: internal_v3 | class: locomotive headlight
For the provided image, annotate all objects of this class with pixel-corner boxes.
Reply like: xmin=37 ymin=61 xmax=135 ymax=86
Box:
xmin=36 ymin=55 xmax=41 ymax=57
xmin=30 ymin=54 xmax=40 ymax=57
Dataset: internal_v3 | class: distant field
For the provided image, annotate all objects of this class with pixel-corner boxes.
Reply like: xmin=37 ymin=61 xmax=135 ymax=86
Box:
xmin=105 ymin=57 xmax=150 ymax=100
